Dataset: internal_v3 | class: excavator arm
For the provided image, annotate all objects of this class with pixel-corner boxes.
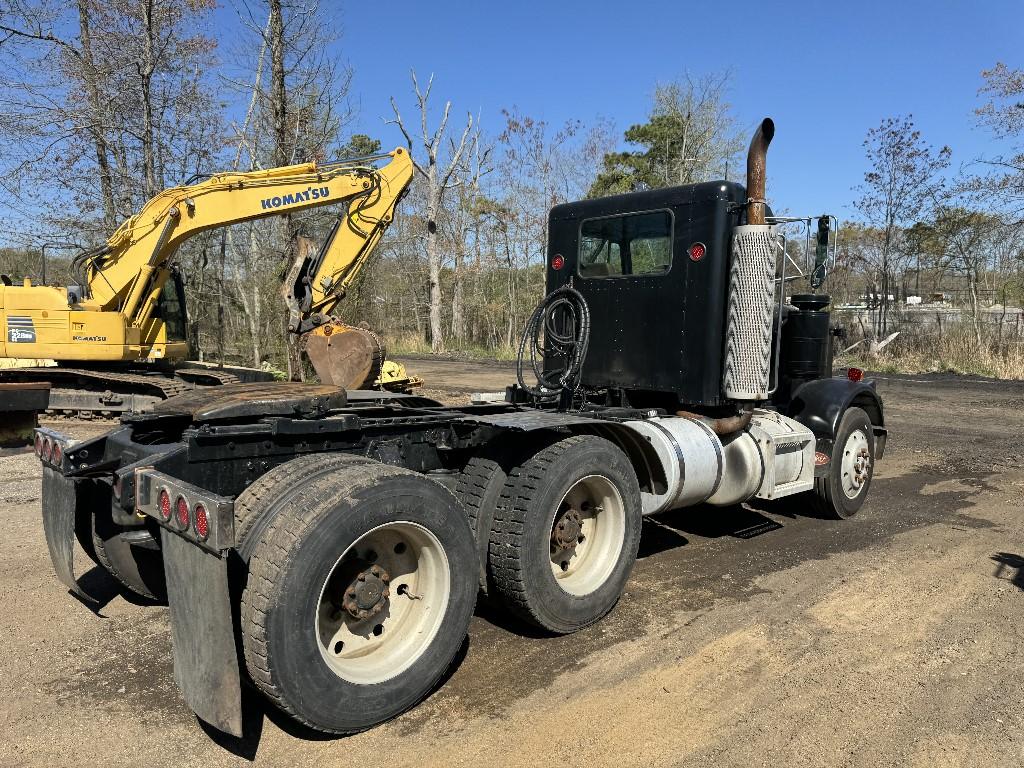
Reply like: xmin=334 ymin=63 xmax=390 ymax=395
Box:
xmin=78 ymin=148 xmax=414 ymax=334
xmin=281 ymin=150 xmax=411 ymax=335
xmin=65 ymin=148 xmax=415 ymax=389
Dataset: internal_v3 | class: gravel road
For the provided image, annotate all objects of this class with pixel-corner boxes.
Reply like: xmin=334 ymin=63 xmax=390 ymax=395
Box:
xmin=1 ymin=363 xmax=1022 ymax=767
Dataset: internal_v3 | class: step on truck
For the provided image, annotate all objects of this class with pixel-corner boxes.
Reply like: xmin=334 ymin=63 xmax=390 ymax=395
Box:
xmin=36 ymin=118 xmax=886 ymax=736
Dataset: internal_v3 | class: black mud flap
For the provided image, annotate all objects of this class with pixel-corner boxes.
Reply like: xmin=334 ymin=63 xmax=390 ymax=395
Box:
xmin=41 ymin=467 xmax=97 ymax=603
xmin=161 ymin=528 xmax=243 ymax=737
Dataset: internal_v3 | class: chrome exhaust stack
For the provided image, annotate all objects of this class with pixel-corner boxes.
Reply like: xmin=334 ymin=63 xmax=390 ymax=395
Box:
xmin=721 ymin=117 xmax=779 ymax=403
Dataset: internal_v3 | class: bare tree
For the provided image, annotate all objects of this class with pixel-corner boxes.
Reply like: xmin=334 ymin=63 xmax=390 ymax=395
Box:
xmin=589 ymin=71 xmax=744 ymax=196
xmin=973 ymin=62 xmax=1024 ymax=226
xmin=0 ymin=0 xmax=220 ymax=239
xmin=224 ymin=0 xmax=355 ymax=377
xmin=389 ymin=70 xmax=474 ymax=354
xmin=449 ymin=129 xmax=492 ymax=343
xmin=854 ymin=115 xmax=951 ymax=335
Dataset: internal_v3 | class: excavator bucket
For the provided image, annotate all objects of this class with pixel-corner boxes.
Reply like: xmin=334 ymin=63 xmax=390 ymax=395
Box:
xmin=304 ymin=321 xmax=386 ymax=389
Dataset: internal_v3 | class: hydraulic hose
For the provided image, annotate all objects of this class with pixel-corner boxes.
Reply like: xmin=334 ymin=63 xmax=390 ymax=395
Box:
xmin=516 ymin=284 xmax=590 ymax=400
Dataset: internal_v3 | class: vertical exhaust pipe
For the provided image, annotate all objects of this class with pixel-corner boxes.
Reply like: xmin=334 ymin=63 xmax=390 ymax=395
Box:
xmin=720 ymin=117 xmax=778 ymax=405
xmin=745 ymin=118 xmax=775 ymax=226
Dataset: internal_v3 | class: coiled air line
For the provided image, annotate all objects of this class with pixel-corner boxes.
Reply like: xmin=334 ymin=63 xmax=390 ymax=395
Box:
xmin=516 ymin=283 xmax=591 ymax=400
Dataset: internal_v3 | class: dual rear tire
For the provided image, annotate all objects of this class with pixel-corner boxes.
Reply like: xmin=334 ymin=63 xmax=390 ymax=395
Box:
xmin=236 ymin=437 xmax=644 ymax=733
xmin=482 ymin=435 xmax=643 ymax=634
xmin=236 ymin=458 xmax=477 ymax=734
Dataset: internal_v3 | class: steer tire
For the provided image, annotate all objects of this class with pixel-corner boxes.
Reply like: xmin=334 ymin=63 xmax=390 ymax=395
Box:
xmin=240 ymin=461 xmax=477 ymax=734
xmin=809 ymin=406 xmax=875 ymax=520
xmin=488 ymin=435 xmax=642 ymax=634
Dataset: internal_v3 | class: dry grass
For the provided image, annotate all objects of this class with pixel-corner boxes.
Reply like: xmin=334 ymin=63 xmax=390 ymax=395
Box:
xmin=839 ymin=325 xmax=1024 ymax=380
xmin=386 ymin=331 xmax=519 ymax=361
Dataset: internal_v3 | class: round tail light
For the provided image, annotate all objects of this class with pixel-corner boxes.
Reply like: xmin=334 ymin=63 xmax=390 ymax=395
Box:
xmin=847 ymin=367 xmax=864 ymax=382
xmin=175 ymin=495 xmax=190 ymax=529
xmin=34 ymin=433 xmax=43 ymax=457
xmin=194 ymin=504 xmax=209 ymax=541
xmin=158 ymin=489 xmax=172 ymax=521
xmin=41 ymin=438 xmax=52 ymax=463
xmin=688 ymin=242 xmax=707 ymax=262
xmin=51 ymin=441 xmax=63 ymax=466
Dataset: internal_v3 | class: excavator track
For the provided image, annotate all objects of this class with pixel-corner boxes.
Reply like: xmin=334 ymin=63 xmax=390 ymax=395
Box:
xmin=0 ymin=366 xmax=240 ymax=420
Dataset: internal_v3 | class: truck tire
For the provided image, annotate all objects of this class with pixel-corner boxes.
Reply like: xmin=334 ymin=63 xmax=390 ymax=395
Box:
xmin=88 ymin=479 xmax=166 ymax=601
xmin=233 ymin=453 xmax=375 ymax=559
xmin=91 ymin=518 xmax=166 ymax=601
xmin=809 ymin=406 xmax=875 ymax=519
xmin=452 ymin=446 xmax=532 ymax=594
xmin=240 ymin=461 xmax=478 ymax=734
xmin=488 ymin=435 xmax=642 ymax=634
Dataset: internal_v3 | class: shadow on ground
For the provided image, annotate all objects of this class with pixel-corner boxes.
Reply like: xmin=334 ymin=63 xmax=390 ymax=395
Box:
xmin=992 ymin=552 xmax=1024 ymax=591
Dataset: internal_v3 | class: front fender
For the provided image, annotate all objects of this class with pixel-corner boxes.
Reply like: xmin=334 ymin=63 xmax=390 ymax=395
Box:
xmin=786 ymin=377 xmax=887 ymax=461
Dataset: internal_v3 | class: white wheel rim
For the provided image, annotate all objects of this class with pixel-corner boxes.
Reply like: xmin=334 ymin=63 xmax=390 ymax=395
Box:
xmin=840 ymin=429 xmax=871 ymax=499
xmin=549 ymin=474 xmax=626 ymax=596
xmin=315 ymin=521 xmax=450 ymax=685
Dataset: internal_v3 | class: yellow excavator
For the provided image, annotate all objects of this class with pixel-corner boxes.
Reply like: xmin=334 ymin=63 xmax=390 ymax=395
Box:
xmin=0 ymin=148 xmax=417 ymax=416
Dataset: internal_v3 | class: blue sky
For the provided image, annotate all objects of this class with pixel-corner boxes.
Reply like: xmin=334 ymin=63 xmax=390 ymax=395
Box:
xmin=233 ymin=0 xmax=1020 ymax=221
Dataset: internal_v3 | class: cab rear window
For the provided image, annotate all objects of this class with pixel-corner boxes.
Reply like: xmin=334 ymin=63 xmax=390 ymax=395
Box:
xmin=578 ymin=210 xmax=672 ymax=278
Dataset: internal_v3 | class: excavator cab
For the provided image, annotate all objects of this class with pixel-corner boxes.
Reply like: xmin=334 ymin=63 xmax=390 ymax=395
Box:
xmin=152 ymin=269 xmax=188 ymax=345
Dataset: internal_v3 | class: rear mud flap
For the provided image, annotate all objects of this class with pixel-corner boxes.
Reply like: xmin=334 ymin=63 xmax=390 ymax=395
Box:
xmin=161 ymin=528 xmax=243 ymax=737
xmin=41 ymin=467 xmax=97 ymax=603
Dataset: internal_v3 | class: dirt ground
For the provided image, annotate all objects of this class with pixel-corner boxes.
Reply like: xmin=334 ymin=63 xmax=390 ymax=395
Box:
xmin=1 ymin=361 xmax=1023 ymax=767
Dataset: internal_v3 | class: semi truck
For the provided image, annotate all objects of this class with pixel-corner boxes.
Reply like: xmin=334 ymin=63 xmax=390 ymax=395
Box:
xmin=36 ymin=118 xmax=885 ymax=737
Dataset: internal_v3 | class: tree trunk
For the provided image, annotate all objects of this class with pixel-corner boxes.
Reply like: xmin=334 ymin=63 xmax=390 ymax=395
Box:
xmin=76 ymin=0 xmax=117 ymax=229
xmin=267 ymin=0 xmax=303 ymax=378
xmin=451 ymin=241 xmax=465 ymax=342
xmin=426 ymin=167 xmax=445 ymax=353
xmin=139 ymin=0 xmax=158 ymax=197
xmin=268 ymin=0 xmax=288 ymax=169
xmin=969 ymin=267 xmax=982 ymax=348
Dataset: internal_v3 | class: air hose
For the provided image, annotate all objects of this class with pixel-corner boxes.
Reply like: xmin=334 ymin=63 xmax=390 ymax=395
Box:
xmin=516 ymin=284 xmax=591 ymax=400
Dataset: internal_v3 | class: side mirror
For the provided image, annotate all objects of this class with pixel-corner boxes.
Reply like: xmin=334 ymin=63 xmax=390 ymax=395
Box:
xmin=811 ymin=216 xmax=830 ymax=289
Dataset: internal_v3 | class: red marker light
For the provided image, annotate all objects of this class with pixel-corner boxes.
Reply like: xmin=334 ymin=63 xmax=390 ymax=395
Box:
xmin=158 ymin=489 xmax=172 ymax=521
xmin=51 ymin=441 xmax=63 ymax=466
xmin=194 ymin=504 xmax=209 ymax=541
xmin=551 ymin=254 xmax=565 ymax=271
xmin=688 ymin=242 xmax=707 ymax=262
xmin=175 ymin=495 xmax=190 ymax=529
xmin=847 ymin=367 xmax=864 ymax=382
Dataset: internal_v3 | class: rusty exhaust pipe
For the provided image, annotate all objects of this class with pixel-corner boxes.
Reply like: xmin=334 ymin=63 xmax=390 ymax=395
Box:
xmin=675 ymin=403 xmax=754 ymax=436
xmin=745 ymin=118 xmax=775 ymax=226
